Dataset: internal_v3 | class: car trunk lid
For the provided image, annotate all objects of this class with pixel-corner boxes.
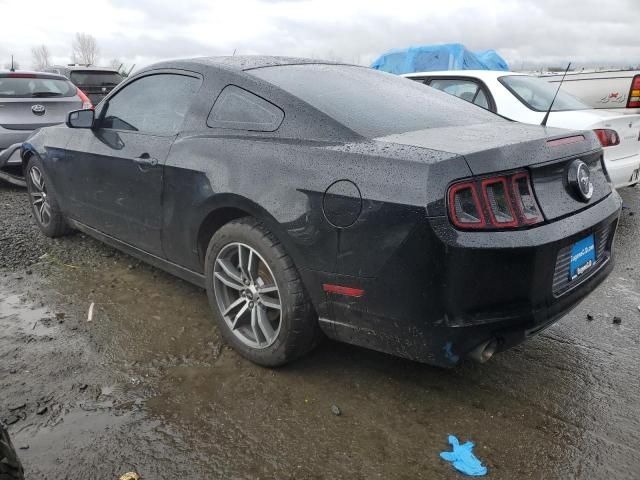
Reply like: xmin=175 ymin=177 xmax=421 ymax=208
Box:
xmin=591 ymin=113 xmax=639 ymax=162
xmin=548 ymin=110 xmax=640 ymax=161
xmin=378 ymin=121 xmax=611 ymax=221
xmin=0 ymin=97 xmax=81 ymax=130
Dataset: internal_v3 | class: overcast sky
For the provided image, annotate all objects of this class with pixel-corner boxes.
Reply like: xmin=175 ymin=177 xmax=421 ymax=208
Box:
xmin=1 ymin=0 xmax=639 ymax=71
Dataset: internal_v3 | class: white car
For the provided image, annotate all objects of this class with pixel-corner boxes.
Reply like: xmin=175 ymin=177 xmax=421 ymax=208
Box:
xmin=403 ymin=70 xmax=640 ymax=188
xmin=540 ymin=69 xmax=640 ymax=116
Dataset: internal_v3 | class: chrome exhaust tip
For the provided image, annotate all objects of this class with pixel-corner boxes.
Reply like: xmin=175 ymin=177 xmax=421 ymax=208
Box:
xmin=468 ymin=339 xmax=498 ymax=363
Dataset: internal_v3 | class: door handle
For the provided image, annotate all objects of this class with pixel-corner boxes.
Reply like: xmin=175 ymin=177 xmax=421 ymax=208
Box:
xmin=134 ymin=153 xmax=159 ymax=169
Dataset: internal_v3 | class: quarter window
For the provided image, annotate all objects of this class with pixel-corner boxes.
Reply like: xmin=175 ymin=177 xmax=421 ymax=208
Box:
xmin=100 ymin=74 xmax=201 ymax=135
xmin=208 ymin=85 xmax=284 ymax=131
xmin=429 ymin=79 xmax=480 ymax=103
xmin=428 ymin=78 xmax=492 ymax=111
xmin=473 ymin=89 xmax=490 ymax=109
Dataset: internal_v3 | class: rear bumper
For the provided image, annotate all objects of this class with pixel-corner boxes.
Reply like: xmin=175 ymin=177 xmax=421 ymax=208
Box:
xmin=0 ymin=143 xmax=26 ymax=187
xmin=318 ymin=192 xmax=622 ymax=367
xmin=0 ymin=127 xmax=31 ymax=150
xmin=605 ymin=152 xmax=640 ymax=188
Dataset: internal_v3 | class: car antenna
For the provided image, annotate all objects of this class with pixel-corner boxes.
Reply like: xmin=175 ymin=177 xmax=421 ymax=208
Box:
xmin=541 ymin=62 xmax=571 ymax=127
xmin=10 ymin=55 xmax=15 ymax=72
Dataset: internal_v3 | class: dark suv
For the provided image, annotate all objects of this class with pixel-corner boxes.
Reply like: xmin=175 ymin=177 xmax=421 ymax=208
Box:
xmin=45 ymin=66 xmax=123 ymax=105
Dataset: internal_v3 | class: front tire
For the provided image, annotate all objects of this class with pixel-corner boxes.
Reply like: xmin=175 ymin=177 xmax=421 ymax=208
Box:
xmin=204 ymin=218 xmax=322 ymax=367
xmin=25 ymin=156 xmax=73 ymax=237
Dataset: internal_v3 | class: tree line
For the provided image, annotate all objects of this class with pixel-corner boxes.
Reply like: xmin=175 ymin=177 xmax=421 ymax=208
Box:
xmin=4 ymin=33 xmax=128 ymax=75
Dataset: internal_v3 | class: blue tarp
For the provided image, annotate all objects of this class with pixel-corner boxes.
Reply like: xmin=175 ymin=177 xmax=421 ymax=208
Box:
xmin=371 ymin=43 xmax=509 ymax=75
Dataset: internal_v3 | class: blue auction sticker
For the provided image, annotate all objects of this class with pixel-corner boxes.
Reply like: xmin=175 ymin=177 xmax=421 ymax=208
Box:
xmin=569 ymin=234 xmax=596 ymax=280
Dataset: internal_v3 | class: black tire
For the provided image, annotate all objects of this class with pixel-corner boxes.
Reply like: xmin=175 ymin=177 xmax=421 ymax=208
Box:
xmin=0 ymin=424 xmax=24 ymax=480
xmin=25 ymin=156 xmax=73 ymax=238
xmin=205 ymin=218 xmax=322 ymax=366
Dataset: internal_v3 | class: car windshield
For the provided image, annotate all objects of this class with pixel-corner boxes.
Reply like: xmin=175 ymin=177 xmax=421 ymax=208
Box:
xmin=498 ymin=75 xmax=590 ymax=112
xmin=70 ymin=71 xmax=123 ymax=87
xmin=0 ymin=75 xmax=76 ymax=98
xmin=250 ymin=64 xmax=502 ymax=138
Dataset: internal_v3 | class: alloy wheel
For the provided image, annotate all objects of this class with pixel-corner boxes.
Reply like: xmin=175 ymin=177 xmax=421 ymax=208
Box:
xmin=213 ymin=242 xmax=282 ymax=349
xmin=29 ymin=166 xmax=52 ymax=226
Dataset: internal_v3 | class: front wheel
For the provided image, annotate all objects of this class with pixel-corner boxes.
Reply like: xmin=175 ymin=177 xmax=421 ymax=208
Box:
xmin=204 ymin=218 xmax=322 ymax=366
xmin=25 ymin=156 xmax=73 ymax=237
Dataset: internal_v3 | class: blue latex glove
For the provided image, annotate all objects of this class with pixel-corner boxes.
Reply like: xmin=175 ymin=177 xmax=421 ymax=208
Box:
xmin=440 ymin=435 xmax=488 ymax=477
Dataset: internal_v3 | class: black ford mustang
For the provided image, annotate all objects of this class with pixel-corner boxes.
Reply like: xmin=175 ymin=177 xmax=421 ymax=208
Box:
xmin=21 ymin=57 xmax=621 ymax=367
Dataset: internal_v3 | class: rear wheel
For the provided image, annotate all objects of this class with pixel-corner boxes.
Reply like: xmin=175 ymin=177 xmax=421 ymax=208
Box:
xmin=25 ymin=156 xmax=73 ymax=237
xmin=204 ymin=218 xmax=322 ymax=366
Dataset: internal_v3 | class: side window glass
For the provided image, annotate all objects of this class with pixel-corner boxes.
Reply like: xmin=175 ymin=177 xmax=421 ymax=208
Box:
xmin=101 ymin=74 xmax=200 ymax=135
xmin=429 ymin=79 xmax=479 ymax=103
xmin=208 ymin=85 xmax=284 ymax=132
xmin=473 ymin=89 xmax=490 ymax=109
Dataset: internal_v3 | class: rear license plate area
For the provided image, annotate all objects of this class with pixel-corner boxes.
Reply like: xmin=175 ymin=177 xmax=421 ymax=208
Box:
xmin=569 ymin=234 xmax=596 ymax=281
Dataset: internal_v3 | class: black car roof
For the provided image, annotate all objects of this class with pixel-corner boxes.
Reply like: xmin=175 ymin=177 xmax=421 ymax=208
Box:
xmin=193 ymin=56 xmax=348 ymax=71
xmin=143 ymin=55 xmax=352 ymax=73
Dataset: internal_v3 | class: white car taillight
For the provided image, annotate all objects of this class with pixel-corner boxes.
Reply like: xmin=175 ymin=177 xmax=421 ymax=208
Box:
xmin=593 ymin=129 xmax=620 ymax=147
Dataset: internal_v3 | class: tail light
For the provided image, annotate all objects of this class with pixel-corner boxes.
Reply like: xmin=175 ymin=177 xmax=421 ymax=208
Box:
xmin=76 ymin=87 xmax=93 ymax=110
xmin=448 ymin=171 xmax=543 ymax=230
xmin=627 ymin=75 xmax=640 ymax=108
xmin=593 ymin=129 xmax=620 ymax=147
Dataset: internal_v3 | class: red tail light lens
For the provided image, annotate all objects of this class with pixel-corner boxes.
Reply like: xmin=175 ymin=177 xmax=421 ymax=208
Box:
xmin=448 ymin=182 xmax=485 ymax=229
xmin=627 ymin=75 xmax=640 ymax=108
xmin=482 ymin=177 xmax=518 ymax=227
xmin=448 ymin=171 xmax=543 ymax=230
xmin=511 ymin=172 xmax=544 ymax=224
xmin=76 ymin=87 xmax=94 ymax=110
xmin=593 ymin=129 xmax=620 ymax=147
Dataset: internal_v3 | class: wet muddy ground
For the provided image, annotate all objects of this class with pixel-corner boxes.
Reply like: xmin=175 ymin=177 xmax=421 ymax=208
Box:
xmin=1 ymin=183 xmax=639 ymax=479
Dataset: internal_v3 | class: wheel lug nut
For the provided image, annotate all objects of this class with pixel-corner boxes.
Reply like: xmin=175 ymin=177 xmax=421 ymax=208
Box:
xmin=249 ymin=302 xmax=254 ymax=308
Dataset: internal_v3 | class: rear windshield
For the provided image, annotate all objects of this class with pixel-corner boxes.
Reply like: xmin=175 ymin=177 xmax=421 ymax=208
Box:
xmin=250 ymin=64 xmax=502 ymax=137
xmin=0 ymin=75 xmax=76 ymax=98
xmin=70 ymin=71 xmax=123 ymax=87
xmin=498 ymin=75 xmax=590 ymax=112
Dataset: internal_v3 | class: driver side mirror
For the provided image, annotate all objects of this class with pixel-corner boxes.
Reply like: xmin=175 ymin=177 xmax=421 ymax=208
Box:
xmin=66 ymin=109 xmax=95 ymax=129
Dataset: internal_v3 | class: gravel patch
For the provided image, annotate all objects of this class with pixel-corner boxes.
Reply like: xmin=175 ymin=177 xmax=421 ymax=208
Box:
xmin=0 ymin=183 xmax=118 ymax=271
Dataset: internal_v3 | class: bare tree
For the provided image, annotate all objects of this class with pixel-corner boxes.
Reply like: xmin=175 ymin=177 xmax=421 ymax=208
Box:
xmin=71 ymin=33 xmax=99 ymax=65
xmin=31 ymin=45 xmax=51 ymax=71
xmin=108 ymin=58 xmax=123 ymax=72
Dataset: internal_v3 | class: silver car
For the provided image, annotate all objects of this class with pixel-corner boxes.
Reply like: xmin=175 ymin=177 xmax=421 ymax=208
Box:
xmin=0 ymin=71 xmax=91 ymax=186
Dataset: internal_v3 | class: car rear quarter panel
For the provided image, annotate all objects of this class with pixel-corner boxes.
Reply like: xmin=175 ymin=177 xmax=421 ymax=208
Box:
xmin=161 ymin=134 xmax=467 ymax=280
